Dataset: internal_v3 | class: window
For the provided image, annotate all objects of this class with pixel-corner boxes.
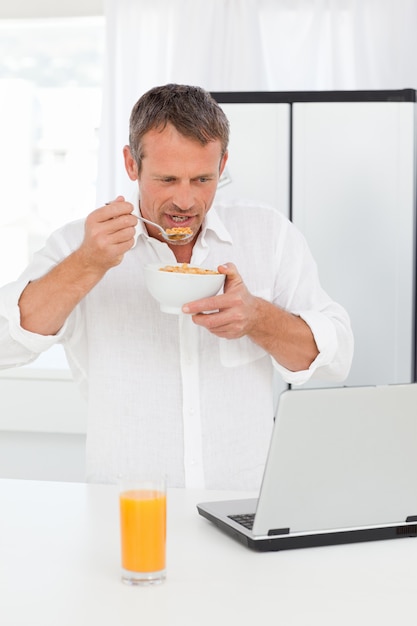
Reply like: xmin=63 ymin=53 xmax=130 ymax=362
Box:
xmin=0 ymin=16 xmax=104 ymax=369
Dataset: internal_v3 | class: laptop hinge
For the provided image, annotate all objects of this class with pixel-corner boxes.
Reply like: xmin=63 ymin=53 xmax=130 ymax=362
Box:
xmin=267 ymin=527 xmax=290 ymax=536
xmin=406 ymin=515 xmax=417 ymax=522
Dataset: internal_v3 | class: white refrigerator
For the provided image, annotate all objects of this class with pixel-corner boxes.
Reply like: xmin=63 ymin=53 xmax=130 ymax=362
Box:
xmin=213 ymin=89 xmax=416 ymax=392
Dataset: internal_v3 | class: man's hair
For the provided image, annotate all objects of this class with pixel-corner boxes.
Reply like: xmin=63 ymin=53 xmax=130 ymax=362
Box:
xmin=128 ymin=84 xmax=229 ymax=172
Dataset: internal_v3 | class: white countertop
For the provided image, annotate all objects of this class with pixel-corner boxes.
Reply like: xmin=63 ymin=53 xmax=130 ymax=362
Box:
xmin=0 ymin=478 xmax=416 ymax=625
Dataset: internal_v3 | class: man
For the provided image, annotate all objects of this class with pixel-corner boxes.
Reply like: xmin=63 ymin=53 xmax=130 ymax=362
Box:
xmin=0 ymin=84 xmax=353 ymax=489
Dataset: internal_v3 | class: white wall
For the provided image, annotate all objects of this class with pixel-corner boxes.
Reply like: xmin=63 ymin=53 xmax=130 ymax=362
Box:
xmin=0 ymin=369 xmax=87 ymax=481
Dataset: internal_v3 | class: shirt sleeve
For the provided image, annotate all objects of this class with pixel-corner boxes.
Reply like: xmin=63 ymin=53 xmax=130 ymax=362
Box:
xmin=0 ymin=279 xmax=70 ymax=368
xmin=272 ymin=307 xmax=354 ymax=385
xmin=271 ymin=217 xmax=354 ymax=385
xmin=0 ymin=221 xmax=81 ymax=369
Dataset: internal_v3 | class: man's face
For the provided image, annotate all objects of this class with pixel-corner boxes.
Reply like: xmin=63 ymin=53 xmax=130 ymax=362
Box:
xmin=124 ymin=123 xmax=227 ymax=242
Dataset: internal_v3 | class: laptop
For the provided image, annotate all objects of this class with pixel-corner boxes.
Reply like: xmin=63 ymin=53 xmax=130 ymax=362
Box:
xmin=197 ymin=384 xmax=417 ymax=551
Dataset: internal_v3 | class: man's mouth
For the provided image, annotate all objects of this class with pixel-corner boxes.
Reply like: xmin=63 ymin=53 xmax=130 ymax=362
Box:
xmin=171 ymin=215 xmax=190 ymax=222
xmin=166 ymin=214 xmax=195 ymax=226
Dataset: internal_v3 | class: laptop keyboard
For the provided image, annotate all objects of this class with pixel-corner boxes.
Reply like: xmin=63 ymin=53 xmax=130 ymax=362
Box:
xmin=228 ymin=513 xmax=255 ymax=530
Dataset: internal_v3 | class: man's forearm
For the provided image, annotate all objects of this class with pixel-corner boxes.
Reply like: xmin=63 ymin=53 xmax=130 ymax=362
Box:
xmin=18 ymin=250 xmax=106 ymax=336
xmin=248 ymin=297 xmax=319 ymax=372
xmin=17 ymin=198 xmax=137 ymax=336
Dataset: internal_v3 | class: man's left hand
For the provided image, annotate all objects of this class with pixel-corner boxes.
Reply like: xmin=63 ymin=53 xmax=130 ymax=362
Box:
xmin=182 ymin=263 xmax=259 ymax=339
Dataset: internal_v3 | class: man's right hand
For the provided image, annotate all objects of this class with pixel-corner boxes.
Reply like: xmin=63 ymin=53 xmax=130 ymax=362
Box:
xmin=78 ymin=195 xmax=138 ymax=272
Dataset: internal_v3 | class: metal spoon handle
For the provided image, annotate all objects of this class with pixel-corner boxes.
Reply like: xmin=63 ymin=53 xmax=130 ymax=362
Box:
xmin=137 ymin=215 xmax=165 ymax=234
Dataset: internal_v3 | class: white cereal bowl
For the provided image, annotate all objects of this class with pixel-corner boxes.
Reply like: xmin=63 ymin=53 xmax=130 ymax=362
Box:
xmin=144 ymin=263 xmax=225 ymax=314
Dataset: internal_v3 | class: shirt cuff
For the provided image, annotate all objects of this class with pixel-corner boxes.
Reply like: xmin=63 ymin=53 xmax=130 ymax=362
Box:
xmin=272 ymin=310 xmax=338 ymax=385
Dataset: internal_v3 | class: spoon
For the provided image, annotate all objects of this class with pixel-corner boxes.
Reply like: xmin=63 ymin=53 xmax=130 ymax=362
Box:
xmin=137 ymin=215 xmax=194 ymax=244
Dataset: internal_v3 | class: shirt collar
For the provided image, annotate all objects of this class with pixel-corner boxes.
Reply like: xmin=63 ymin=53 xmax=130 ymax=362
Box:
xmin=131 ymin=191 xmax=145 ymax=247
xmin=200 ymin=204 xmax=233 ymax=244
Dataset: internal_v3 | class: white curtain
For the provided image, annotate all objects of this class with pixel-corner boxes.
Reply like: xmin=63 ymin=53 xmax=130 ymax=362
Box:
xmin=97 ymin=0 xmax=417 ymax=202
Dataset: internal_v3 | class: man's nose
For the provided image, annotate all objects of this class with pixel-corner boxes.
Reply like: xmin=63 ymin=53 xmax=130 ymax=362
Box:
xmin=172 ymin=182 xmax=194 ymax=211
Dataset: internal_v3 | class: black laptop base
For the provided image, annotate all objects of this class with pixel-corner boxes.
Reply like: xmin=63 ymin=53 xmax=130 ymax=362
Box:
xmin=197 ymin=506 xmax=417 ymax=552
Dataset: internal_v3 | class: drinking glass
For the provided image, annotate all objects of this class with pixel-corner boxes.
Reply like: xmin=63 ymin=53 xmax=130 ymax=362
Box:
xmin=119 ymin=475 xmax=166 ymax=585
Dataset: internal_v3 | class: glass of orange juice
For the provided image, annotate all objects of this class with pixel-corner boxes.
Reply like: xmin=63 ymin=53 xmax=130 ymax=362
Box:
xmin=119 ymin=476 xmax=167 ymax=585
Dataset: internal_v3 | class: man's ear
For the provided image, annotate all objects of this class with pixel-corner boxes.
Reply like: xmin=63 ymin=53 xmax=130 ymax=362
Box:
xmin=123 ymin=145 xmax=139 ymax=181
xmin=219 ymin=150 xmax=228 ymax=177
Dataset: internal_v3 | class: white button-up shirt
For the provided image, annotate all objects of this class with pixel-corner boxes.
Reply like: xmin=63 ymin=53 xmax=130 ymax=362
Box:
xmin=0 ymin=200 xmax=353 ymax=490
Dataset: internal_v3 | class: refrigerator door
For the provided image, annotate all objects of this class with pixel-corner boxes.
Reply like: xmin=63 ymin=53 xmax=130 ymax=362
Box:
xmin=292 ymin=101 xmax=416 ymax=387
xmin=215 ymin=102 xmax=290 ymax=217
xmin=215 ymin=102 xmax=291 ymax=405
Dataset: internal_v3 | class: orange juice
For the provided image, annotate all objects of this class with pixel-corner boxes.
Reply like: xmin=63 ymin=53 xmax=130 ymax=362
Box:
xmin=119 ymin=489 xmax=166 ymax=573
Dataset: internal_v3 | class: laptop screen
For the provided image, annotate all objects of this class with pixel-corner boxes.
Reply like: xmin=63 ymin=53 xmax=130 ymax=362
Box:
xmin=253 ymin=384 xmax=417 ymax=535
